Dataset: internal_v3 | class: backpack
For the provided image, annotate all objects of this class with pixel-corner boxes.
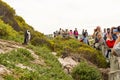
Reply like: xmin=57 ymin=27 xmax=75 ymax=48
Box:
xmin=95 ymin=32 xmax=99 ymax=43
xmin=74 ymin=31 xmax=78 ymax=35
xmin=103 ymin=33 xmax=107 ymax=41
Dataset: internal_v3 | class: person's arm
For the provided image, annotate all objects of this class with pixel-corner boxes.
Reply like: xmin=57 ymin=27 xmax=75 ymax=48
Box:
xmin=113 ymin=36 xmax=120 ymax=47
xmin=92 ymin=31 xmax=96 ymax=38
xmin=112 ymin=35 xmax=120 ymax=56
xmin=106 ymin=32 xmax=113 ymax=40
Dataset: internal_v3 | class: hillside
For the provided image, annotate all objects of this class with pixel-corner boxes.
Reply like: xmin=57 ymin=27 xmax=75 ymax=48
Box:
xmin=0 ymin=38 xmax=110 ymax=80
xmin=0 ymin=39 xmax=73 ymax=80
xmin=0 ymin=0 xmax=45 ymax=44
xmin=0 ymin=0 xmax=33 ymax=31
xmin=0 ymin=1 xmax=110 ymax=80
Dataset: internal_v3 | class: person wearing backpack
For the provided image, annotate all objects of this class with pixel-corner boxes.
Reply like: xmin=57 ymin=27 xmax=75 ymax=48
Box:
xmin=103 ymin=28 xmax=107 ymax=41
xmin=105 ymin=27 xmax=117 ymax=58
xmin=84 ymin=29 xmax=88 ymax=37
xmin=92 ymin=26 xmax=102 ymax=50
xmin=106 ymin=27 xmax=117 ymax=48
xmin=112 ymin=26 xmax=120 ymax=56
xmin=74 ymin=28 xmax=79 ymax=39
xmin=82 ymin=32 xmax=89 ymax=45
xmin=109 ymin=26 xmax=120 ymax=73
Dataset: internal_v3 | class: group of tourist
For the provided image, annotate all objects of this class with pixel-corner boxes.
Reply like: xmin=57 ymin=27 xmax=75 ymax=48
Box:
xmin=92 ymin=26 xmax=120 ymax=58
xmin=53 ymin=28 xmax=79 ymax=39
xmin=53 ymin=28 xmax=89 ymax=45
xmin=53 ymin=26 xmax=120 ymax=59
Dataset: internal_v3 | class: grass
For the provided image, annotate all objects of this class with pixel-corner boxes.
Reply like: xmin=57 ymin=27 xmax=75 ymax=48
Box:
xmin=72 ymin=62 xmax=102 ymax=80
xmin=0 ymin=46 xmax=73 ymax=80
xmin=52 ymin=38 xmax=108 ymax=68
xmin=27 ymin=45 xmax=73 ymax=80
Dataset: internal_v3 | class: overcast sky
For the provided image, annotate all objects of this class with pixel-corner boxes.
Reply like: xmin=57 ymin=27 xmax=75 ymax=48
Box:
xmin=3 ymin=0 xmax=120 ymax=34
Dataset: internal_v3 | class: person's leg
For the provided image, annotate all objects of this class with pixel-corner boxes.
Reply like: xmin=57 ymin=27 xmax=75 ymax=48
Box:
xmin=75 ymin=36 xmax=77 ymax=39
xmin=106 ymin=49 xmax=110 ymax=58
xmin=108 ymin=49 xmax=111 ymax=58
xmin=87 ymin=39 xmax=89 ymax=45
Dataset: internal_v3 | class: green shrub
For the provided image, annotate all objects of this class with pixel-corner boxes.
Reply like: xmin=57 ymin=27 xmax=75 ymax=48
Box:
xmin=28 ymin=46 xmax=73 ymax=80
xmin=15 ymin=15 xmax=34 ymax=32
xmin=31 ymin=36 xmax=53 ymax=50
xmin=0 ymin=19 xmax=23 ymax=42
xmin=1 ymin=45 xmax=72 ymax=80
xmin=53 ymin=38 xmax=90 ymax=53
xmin=4 ymin=75 xmax=15 ymax=80
xmin=0 ymin=48 xmax=34 ymax=67
xmin=77 ymin=47 xmax=108 ymax=68
xmin=0 ymin=46 xmax=73 ymax=80
xmin=72 ymin=62 xmax=102 ymax=80
xmin=52 ymin=37 xmax=108 ymax=68
xmin=53 ymin=38 xmax=79 ymax=52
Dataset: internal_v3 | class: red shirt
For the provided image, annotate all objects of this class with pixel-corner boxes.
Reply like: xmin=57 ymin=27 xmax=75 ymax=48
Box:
xmin=106 ymin=40 xmax=115 ymax=48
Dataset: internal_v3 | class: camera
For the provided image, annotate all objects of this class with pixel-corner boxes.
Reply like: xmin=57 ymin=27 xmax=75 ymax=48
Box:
xmin=117 ymin=26 xmax=120 ymax=32
xmin=113 ymin=28 xmax=118 ymax=33
xmin=112 ymin=26 xmax=120 ymax=33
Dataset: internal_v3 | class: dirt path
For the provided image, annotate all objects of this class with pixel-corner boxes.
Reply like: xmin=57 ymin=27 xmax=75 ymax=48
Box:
xmin=0 ymin=39 xmax=23 ymax=53
xmin=0 ymin=39 xmax=40 ymax=60
xmin=0 ymin=39 xmax=45 ymax=77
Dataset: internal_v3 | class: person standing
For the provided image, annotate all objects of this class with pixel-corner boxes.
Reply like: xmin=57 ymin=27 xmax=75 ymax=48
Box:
xmin=92 ymin=26 xmax=103 ymax=50
xmin=82 ymin=32 xmax=89 ymax=44
xmin=85 ymin=29 xmax=89 ymax=45
xmin=103 ymin=28 xmax=107 ymax=41
xmin=85 ymin=30 xmax=88 ymax=37
xmin=58 ymin=28 xmax=63 ymax=37
xmin=69 ymin=30 xmax=73 ymax=38
xmin=74 ymin=28 xmax=79 ymax=39
xmin=109 ymin=26 xmax=120 ymax=78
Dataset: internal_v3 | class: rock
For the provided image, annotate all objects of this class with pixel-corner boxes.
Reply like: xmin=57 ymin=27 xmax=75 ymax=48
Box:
xmin=51 ymin=52 xmax=57 ymax=56
xmin=99 ymin=68 xmax=110 ymax=80
xmin=16 ymin=63 xmax=34 ymax=71
xmin=58 ymin=57 xmax=78 ymax=73
xmin=0 ymin=65 xmax=11 ymax=75
xmin=109 ymin=56 xmax=120 ymax=80
xmin=0 ymin=76 xmax=4 ymax=80
xmin=109 ymin=70 xmax=120 ymax=80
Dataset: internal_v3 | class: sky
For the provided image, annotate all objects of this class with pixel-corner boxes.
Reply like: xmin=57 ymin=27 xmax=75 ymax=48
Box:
xmin=3 ymin=0 xmax=120 ymax=35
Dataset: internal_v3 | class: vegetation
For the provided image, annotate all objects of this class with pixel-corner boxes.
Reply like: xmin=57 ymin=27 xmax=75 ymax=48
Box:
xmin=0 ymin=0 xmax=20 ymax=31
xmin=0 ymin=48 xmax=72 ymax=80
xmin=0 ymin=0 xmax=109 ymax=80
xmin=31 ymin=34 xmax=49 ymax=46
xmin=0 ymin=0 xmax=46 ymax=44
xmin=72 ymin=62 xmax=102 ymax=80
xmin=0 ymin=19 xmax=23 ymax=42
xmin=15 ymin=15 xmax=33 ymax=32
xmin=51 ymin=37 xmax=108 ymax=68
